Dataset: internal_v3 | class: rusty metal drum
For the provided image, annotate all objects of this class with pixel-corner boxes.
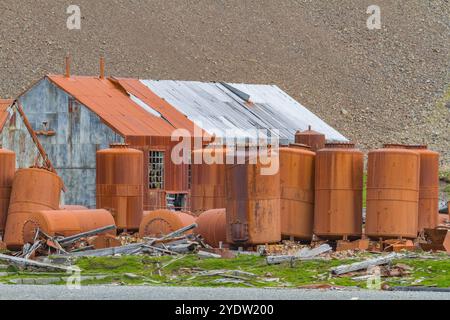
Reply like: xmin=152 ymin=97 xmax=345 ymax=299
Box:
xmin=0 ymin=148 xmax=15 ymax=233
xmin=195 ymin=209 xmax=227 ymax=248
xmin=226 ymin=149 xmax=281 ymax=246
xmin=314 ymin=143 xmax=364 ymax=239
xmin=139 ymin=210 xmax=196 ymax=238
xmin=366 ymin=147 xmax=420 ymax=239
xmin=295 ymin=126 xmax=326 ymax=152
xmin=21 ymin=209 xmax=116 ymax=244
xmin=4 ymin=168 xmax=63 ymax=249
xmin=97 ymin=144 xmax=144 ymax=231
xmin=405 ymin=146 xmax=439 ymax=232
xmin=280 ymin=145 xmax=315 ymax=240
xmin=191 ymin=148 xmax=227 ymax=214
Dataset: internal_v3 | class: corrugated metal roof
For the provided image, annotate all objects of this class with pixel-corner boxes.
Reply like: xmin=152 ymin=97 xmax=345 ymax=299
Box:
xmin=47 ymin=75 xmax=176 ymax=137
xmin=139 ymin=80 xmax=347 ymax=143
xmin=0 ymin=99 xmax=13 ymax=131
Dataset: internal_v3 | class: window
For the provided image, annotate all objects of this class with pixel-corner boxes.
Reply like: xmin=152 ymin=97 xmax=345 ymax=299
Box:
xmin=149 ymin=151 xmax=165 ymax=189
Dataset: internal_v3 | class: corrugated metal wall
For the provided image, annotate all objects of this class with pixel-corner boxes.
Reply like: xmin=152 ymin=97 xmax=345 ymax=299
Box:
xmin=0 ymin=78 xmax=124 ymax=207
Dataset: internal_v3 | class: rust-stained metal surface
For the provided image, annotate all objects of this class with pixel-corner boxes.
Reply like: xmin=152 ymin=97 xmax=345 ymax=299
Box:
xmin=47 ymin=75 xmax=176 ymax=137
xmin=226 ymin=150 xmax=281 ymax=245
xmin=0 ymin=99 xmax=13 ymax=131
xmin=195 ymin=209 xmax=227 ymax=248
xmin=97 ymin=144 xmax=144 ymax=231
xmin=403 ymin=145 xmax=439 ymax=232
xmin=0 ymin=148 xmax=15 ymax=233
xmin=366 ymin=147 xmax=420 ymax=239
xmin=314 ymin=143 xmax=364 ymax=239
xmin=139 ymin=210 xmax=196 ymax=238
xmin=4 ymin=168 xmax=63 ymax=249
xmin=295 ymin=126 xmax=326 ymax=152
xmin=420 ymin=228 xmax=450 ymax=253
xmin=280 ymin=146 xmax=315 ymax=240
xmin=22 ymin=209 xmax=116 ymax=245
xmin=190 ymin=148 xmax=227 ymax=214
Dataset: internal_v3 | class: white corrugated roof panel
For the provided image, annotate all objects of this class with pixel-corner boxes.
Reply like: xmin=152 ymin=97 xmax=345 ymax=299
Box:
xmin=139 ymin=80 xmax=347 ymax=143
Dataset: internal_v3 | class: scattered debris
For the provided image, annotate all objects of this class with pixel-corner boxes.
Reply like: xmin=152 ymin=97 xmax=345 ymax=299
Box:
xmin=266 ymin=244 xmax=332 ymax=265
xmin=419 ymin=228 xmax=450 ymax=253
xmin=331 ymin=253 xmax=403 ymax=275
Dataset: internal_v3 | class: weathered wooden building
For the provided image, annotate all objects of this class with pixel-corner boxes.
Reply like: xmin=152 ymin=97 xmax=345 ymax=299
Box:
xmin=1 ymin=73 xmax=346 ymax=210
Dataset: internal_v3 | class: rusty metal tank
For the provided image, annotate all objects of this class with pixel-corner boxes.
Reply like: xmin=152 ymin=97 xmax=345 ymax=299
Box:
xmin=195 ymin=209 xmax=227 ymax=248
xmin=0 ymin=148 xmax=15 ymax=233
xmin=279 ymin=145 xmax=315 ymax=240
xmin=314 ymin=143 xmax=364 ymax=239
xmin=295 ymin=126 xmax=326 ymax=152
xmin=365 ymin=147 xmax=420 ymax=239
xmin=21 ymin=209 xmax=116 ymax=244
xmin=4 ymin=168 xmax=63 ymax=249
xmin=404 ymin=145 xmax=439 ymax=232
xmin=190 ymin=148 xmax=227 ymax=214
xmin=97 ymin=144 xmax=144 ymax=231
xmin=226 ymin=149 xmax=281 ymax=246
xmin=139 ymin=210 xmax=197 ymax=238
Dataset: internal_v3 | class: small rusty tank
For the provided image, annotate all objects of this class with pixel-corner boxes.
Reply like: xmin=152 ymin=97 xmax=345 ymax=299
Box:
xmin=195 ymin=209 xmax=227 ymax=248
xmin=314 ymin=143 xmax=364 ymax=239
xmin=139 ymin=210 xmax=196 ymax=238
xmin=97 ymin=144 xmax=144 ymax=231
xmin=404 ymin=145 xmax=439 ymax=232
xmin=279 ymin=145 xmax=315 ymax=240
xmin=295 ymin=126 xmax=326 ymax=152
xmin=226 ymin=148 xmax=281 ymax=246
xmin=190 ymin=147 xmax=227 ymax=214
xmin=0 ymin=148 xmax=15 ymax=233
xmin=21 ymin=209 xmax=116 ymax=244
xmin=366 ymin=147 xmax=420 ymax=239
xmin=4 ymin=168 xmax=63 ymax=250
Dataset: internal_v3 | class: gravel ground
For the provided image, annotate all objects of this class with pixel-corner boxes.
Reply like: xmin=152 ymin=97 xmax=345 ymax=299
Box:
xmin=0 ymin=284 xmax=449 ymax=300
xmin=0 ymin=1 xmax=449 ymax=164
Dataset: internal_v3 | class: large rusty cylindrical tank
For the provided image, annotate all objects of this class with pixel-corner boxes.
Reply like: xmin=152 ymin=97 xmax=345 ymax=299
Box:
xmin=4 ymin=168 xmax=63 ymax=250
xmin=190 ymin=147 xmax=227 ymax=214
xmin=139 ymin=210 xmax=196 ymax=238
xmin=97 ymin=144 xmax=144 ymax=231
xmin=21 ymin=209 xmax=116 ymax=244
xmin=366 ymin=147 xmax=420 ymax=239
xmin=280 ymin=145 xmax=315 ymax=240
xmin=195 ymin=209 xmax=227 ymax=248
xmin=0 ymin=148 xmax=15 ymax=233
xmin=60 ymin=205 xmax=89 ymax=210
xmin=226 ymin=149 xmax=281 ymax=246
xmin=314 ymin=143 xmax=364 ymax=239
xmin=405 ymin=145 xmax=439 ymax=232
xmin=295 ymin=126 xmax=326 ymax=152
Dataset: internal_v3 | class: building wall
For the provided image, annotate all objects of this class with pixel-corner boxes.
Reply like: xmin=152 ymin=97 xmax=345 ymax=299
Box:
xmin=0 ymin=78 xmax=124 ymax=207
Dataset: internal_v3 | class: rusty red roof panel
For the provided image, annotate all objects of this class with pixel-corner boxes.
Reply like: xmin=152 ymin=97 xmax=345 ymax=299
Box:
xmin=114 ymin=78 xmax=195 ymax=135
xmin=47 ymin=75 xmax=176 ymax=137
xmin=0 ymin=99 xmax=13 ymax=131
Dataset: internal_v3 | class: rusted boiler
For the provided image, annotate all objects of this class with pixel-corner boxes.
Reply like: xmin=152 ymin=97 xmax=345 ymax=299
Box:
xmin=226 ymin=149 xmax=281 ymax=246
xmin=139 ymin=210 xmax=196 ymax=238
xmin=295 ymin=126 xmax=326 ymax=152
xmin=190 ymin=148 xmax=227 ymax=214
xmin=314 ymin=143 xmax=364 ymax=239
xmin=4 ymin=168 xmax=63 ymax=249
xmin=195 ymin=209 xmax=227 ymax=248
xmin=405 ymin=145 xmax=439 ymax=232
xmin=97 ymin=144 xmax=144 ymax=231
xmin=279 ymin=145 xmax=315 ymax=240
xmin=365 ymin=147 xmax=420 ymax=239
xmin=0 ymin=148 xmax=15 ymax=233
xmin=22 ymin=209 xmax=116 ymax=244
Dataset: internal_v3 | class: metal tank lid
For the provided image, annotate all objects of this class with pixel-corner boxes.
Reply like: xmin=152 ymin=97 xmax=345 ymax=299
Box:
xmin=324 ymin=142 xmax=356 ymax=149
xmin=296 ymin=125 xmax=325 ymax=136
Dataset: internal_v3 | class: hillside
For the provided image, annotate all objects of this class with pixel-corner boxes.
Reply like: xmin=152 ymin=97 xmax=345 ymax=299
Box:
xmin=0 ymin=0 xmax=449 ymax=164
